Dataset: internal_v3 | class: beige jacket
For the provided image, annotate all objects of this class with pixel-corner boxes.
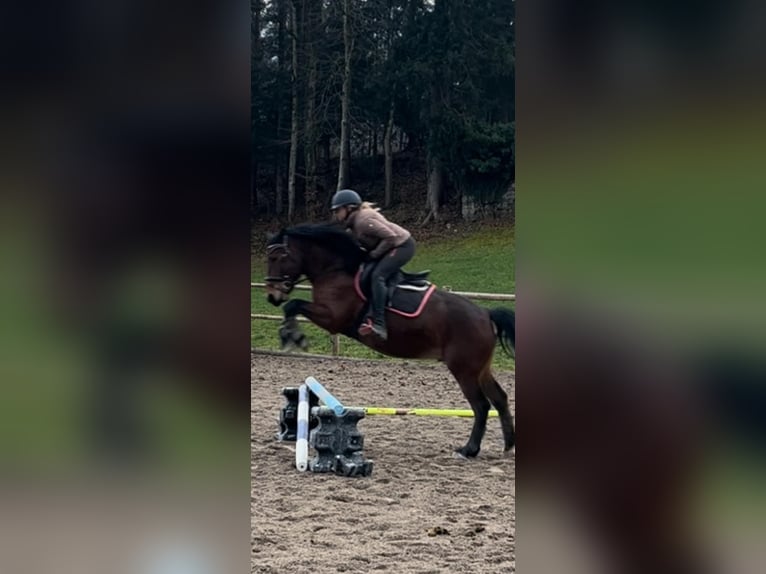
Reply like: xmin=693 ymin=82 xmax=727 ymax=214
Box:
xmin=346 ymin=208 xmax=411 ymax=259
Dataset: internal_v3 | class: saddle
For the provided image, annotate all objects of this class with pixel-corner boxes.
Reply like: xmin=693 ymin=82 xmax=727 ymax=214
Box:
xmin=355 ymin=263 xmax=435 ymax=318
xmin=359 ymin=262 xmax=430 ymax=295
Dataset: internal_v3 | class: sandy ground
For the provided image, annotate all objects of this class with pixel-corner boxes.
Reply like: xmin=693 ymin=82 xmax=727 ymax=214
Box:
xmin=251 ymin=352 xmax=515 ymax=573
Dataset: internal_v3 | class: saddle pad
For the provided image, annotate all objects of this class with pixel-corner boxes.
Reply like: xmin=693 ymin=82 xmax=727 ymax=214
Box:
xmin=354 ymin=270 xmax=437 ymax=318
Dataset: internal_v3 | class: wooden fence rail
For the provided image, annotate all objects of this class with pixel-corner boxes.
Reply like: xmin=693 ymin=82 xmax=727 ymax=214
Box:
xmin=250 ymin=283 xmax=515 ymax=301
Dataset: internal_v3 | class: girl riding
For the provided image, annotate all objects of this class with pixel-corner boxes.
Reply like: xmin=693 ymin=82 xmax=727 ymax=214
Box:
xmin=330 ymin=189 xmax=415 ymax=340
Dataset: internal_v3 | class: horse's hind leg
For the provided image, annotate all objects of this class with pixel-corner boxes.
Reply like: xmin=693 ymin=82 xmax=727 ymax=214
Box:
xmin=448 ymin=361 xmax=491 ymax=458
xmin=480 ymin=370 xmax=515 ymax=452
xmin=457 ymin=380 xmax=491 ymax=458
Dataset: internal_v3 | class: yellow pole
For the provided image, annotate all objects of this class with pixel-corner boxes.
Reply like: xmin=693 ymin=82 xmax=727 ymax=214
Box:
xmin=359 ymin=407 xmax=499 ymax=418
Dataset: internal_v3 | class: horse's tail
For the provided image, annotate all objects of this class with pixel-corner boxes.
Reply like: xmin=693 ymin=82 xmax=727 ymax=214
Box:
xmin=489 ymin=307 xmax=515 ymax=356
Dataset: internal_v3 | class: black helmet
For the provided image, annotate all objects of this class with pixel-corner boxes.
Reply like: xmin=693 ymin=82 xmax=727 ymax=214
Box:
xmin=331 ymin=189 xmax=361 ymax=210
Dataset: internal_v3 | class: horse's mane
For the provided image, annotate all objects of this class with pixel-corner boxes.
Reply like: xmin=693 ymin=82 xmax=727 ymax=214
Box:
xmin=269 ymin=223 xmax=363 ymax=274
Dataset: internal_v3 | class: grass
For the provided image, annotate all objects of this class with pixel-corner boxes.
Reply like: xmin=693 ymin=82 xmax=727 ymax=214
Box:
xmin=251 ymin=223 xmax=515 ymax=371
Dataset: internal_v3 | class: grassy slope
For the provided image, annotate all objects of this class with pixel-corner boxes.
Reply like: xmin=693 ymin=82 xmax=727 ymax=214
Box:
xmin=251 ymin=223 xmax=515 ymax=371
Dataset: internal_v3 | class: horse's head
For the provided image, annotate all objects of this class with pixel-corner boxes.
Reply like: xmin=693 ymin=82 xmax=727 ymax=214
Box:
xmin=264 ymin=231 xmax=303 ymax=306
xmin=264 ymin=224 xmax=363 ymax=305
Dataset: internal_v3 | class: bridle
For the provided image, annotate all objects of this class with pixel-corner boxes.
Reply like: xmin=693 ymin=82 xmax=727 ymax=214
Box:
xmin=264 ymin=240 xmax=308 ymax=294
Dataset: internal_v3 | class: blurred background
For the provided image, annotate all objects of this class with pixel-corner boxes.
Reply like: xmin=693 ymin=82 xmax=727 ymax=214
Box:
xmin=518 ymin=0 xmax=766 ymax=572
xmin=0 ymin=0 xmax=250 ymax=572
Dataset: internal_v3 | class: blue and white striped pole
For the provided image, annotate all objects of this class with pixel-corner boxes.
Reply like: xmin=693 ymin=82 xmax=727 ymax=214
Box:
xmin=305 ymin=376 xmax=346 ymax=415
xmin=295 ymin=384 xmax=309 ymax=472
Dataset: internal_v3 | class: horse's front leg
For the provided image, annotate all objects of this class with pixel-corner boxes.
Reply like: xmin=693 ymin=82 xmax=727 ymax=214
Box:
xmin=279 ymin=299 xmax=336 ymax=351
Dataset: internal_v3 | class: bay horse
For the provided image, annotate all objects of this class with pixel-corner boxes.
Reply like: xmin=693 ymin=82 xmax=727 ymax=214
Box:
xmin=264 ymin=223 xmax=515 ymax=458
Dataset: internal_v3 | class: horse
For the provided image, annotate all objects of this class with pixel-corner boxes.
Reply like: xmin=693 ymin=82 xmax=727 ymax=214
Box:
xmin=264 ymin=223 xmax=515 ymax=458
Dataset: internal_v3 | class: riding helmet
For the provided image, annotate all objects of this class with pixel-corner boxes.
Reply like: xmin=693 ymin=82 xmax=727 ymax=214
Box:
xmin=330 ymin=189 xmax=362 ymax=210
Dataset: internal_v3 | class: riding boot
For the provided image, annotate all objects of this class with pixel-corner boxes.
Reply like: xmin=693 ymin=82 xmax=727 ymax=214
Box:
xmin=370 ymin=278 xmax=388 ymax=340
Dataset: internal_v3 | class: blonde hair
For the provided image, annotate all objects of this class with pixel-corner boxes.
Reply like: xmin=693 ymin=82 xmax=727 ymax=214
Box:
xmin=359 ymin=201 xmax=380 ymax=212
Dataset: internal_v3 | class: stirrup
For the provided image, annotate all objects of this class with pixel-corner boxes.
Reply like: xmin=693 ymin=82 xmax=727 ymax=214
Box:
xmin=358 ymin=317 xmax=387 ymax=340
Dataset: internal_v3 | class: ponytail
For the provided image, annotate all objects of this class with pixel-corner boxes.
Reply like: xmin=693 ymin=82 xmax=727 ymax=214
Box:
xmin=359 ymin=201 xmax=380 ymax=212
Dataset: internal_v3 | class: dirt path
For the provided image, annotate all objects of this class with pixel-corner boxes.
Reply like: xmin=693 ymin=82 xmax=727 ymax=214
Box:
xmin=251 ymin=353 xmax=515 ymax=573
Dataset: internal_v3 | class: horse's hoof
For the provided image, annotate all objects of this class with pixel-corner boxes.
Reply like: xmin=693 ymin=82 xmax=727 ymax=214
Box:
xmin=454 ymin=446 xmax=479 ymax=459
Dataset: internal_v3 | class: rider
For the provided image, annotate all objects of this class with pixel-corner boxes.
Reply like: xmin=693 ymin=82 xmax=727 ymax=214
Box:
xmin=330 ymin=189 xmax=415 ymax=341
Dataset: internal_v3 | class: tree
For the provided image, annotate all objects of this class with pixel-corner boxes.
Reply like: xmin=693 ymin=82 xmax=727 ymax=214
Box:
xmin=252 ymin=0 xmax=515 ymax=224
xmin=275 ymin=0 xmax=288 ymax=215
xmin=304 ymin=0 xmax=321 ymax=218
xmin=423 ymin=0 xmax=449 ymax=223
xmin=383 ymin=0 xmax=401 ymax=207
xmin=287 ymin=0 xmax=300 ymax=221
xmin=384 ymin=96 xmax=395 ymax=207
xmin=252 ymin=0 xmax=265 ymax=213
xmin=337 ymin=0 xmax=353 ymax=191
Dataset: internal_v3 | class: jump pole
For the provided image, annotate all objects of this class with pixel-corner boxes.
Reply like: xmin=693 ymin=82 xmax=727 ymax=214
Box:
xmin=357 ymin=407 xmax=499 ymax=417
xmin=295 ymin=384 xmax=309 ymax=472
xmin=303 ymin=375 xmax=498 ymax=417
xmin=304 ymin=376 xmax=346 ymax=415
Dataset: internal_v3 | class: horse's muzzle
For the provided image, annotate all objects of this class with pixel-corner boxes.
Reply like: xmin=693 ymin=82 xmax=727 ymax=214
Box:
xmin=266 ymin=289 xmax=285 ymax=306
xmin=265 ymin=277 xmax=293 ymax=306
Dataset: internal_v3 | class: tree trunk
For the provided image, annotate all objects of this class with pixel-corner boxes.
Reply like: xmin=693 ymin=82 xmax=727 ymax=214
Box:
xmin=425 ymin=153 xmax=443 ymax=223
xmin=288 ymin=0 xmax=299 ymax=221
xmin=371 ymin=125 xmax=378 ymax=183
xmin=322 ymin=135 xmax=332 ymax=208
xmin=337 ymin=0 xmax=352 ymax=191
xmin=384 ymin=99 xmax=395 ymax=207
xmin=252 ymin=0 xmax=263 ymax=213
xmin=424 ymin=77 xmax=444 ymax=223
xmin=274 ymin=0 xmax=287 ymax=216
xmin=275 ymin=159 xmax=283 ymax=215
xmin=304 ymin=0 xmax=319 ymax=219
